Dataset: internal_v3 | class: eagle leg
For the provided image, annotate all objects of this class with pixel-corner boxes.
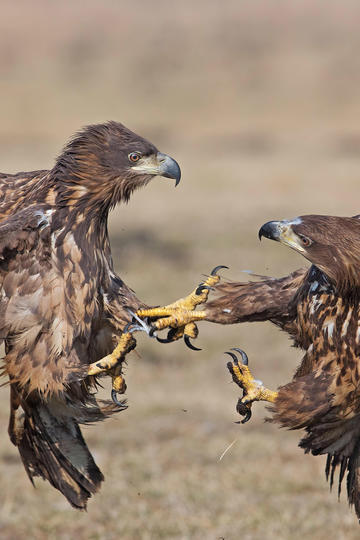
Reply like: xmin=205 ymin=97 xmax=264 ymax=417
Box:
xmin=225 ymin=348 xmax=278 ymax=424
xmin=89 ymin=315 xmax=154 ymax=404
xmin=88 ymin=331 xmax=136 ymax=404
xmin=8 ymin=385 xmax=25 ymax=446
xmin=88 ymin=331 xmax=136 ymax=378
xmin=136 ymin=265 xmax=228 ymax=348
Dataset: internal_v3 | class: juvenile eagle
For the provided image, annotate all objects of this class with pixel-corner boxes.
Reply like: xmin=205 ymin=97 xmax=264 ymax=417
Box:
xmin=0 ymin=121 xmax=186 ymax=509
xmin=223 ymin=215 xmax=360 ymax=520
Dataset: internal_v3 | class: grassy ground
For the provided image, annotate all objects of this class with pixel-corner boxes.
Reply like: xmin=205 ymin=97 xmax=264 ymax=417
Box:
xmin=1 ymin=1 xmax=360 ymax=538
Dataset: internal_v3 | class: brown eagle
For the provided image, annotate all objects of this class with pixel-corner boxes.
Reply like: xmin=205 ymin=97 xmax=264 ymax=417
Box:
xmin=0 ymin=121 xmax=185 ymax=509
xmin=220 ymin=215 xmax=360 ymax=520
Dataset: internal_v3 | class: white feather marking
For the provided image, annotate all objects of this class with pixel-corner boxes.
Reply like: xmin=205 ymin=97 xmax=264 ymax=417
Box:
xmin=341 ymin=308 xmax=353 ymax=337
xmin=324 ymin=321 xmax=335 ymax=339
xmin=51 ymin=226 xmax=65 ymax=250
xmin=74 ymin=185 xmax=89 ymax=196
xmin=310 ymin=281 xmax=319 ymax=292
xmin=309 ymin=296 xmax=322 ymax=315
xmin=283 ymin=217 xmax=302 ymax=226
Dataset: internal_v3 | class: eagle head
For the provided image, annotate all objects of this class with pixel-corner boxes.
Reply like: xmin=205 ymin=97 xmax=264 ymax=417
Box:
xmin=55 ymin=121 xmax=181 ymax=208
xmin=259 ymin=215 xmax=360 ymax=294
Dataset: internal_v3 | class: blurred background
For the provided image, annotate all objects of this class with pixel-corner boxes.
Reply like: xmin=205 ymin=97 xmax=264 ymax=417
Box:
xmin=1 ymin=1 xmax=360 ymax=538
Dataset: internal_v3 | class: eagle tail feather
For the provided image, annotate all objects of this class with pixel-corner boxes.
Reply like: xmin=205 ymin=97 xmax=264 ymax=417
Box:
xmin=325 ymin=442 xmax=360 ymax=520
xmin=15 ymin=397 xmax=104 ymax=509
xmin=347 ymin=441 xmax=360 ymax=520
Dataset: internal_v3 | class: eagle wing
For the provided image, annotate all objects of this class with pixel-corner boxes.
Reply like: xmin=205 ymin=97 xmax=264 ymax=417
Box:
xmin=272 ymin=344 xmax=360 ymax=508
xmin=205 ymin=268 xmax=307 ymax=327
xmin=0 ymin=205 xmax=109 ymax=508
xmin=0 ymin=205 xmax=85 ymax=395
xmin=0 ymin=170 xmax=49 ymax=216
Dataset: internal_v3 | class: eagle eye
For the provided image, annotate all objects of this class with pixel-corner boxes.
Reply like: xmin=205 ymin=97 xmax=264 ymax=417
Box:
xmin=298 ymin=234 xmax=312 ymax=247
xmin=128 ymin=152 xmax=141 ymax=163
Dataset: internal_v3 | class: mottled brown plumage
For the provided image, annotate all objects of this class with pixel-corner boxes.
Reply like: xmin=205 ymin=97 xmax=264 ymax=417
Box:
xmin=208 ymin=215 xmax=360 ymax=520
xmin=0 ymin=121 xmax=180 ymax=509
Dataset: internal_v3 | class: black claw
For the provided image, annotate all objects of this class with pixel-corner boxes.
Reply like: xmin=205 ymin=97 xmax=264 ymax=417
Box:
xmin=211 ymin=265 xmax=229 ymax=276
xmin=235 ymin=410 xmax=252 ymax=424
xmin=195 ymin=284 xmax=212 ymax=295
xmin=235 ymin=399 xmax=252 ymax=423
xmin=155 ymin=328 xmax=178 ymax=343
xmin=230 ymin=348 xmax=249 ymax=366
xmin=111 ymin=389 xmax=127 ymax=408
xmin=226 ymin=361 xmax=234 ymax=372
xmin=184 ymin=335 xmax=201 ymax=351
xmin=149 ymin=327 xmax=157 ymax=338
xmin=156 ymin=335 xmax=173 ymax=344
xmin=224 ymin=351 xmax=239 ymax=364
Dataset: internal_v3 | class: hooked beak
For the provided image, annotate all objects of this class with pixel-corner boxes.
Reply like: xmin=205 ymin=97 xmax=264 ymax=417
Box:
xmin=258 ymin=221 xmax=282 ymax=242
xmin=131 ymin=152 xmax=181 ymax=186
xmin=156 ymin=152 xmax=181 ymax=186
xmin=258 ymin=220 xmax=306 ymax=253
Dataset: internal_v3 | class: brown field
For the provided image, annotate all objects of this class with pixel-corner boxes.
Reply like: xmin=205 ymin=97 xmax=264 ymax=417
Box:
xmin=1 ymin=1 xmax=360 ymax=538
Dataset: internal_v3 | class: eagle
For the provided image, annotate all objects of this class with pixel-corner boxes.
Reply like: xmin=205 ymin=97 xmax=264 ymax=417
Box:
xmin=220 ymin=214 xmax=360 ymax=520
xmin=0 ymin=121 xmax=187 ymax=509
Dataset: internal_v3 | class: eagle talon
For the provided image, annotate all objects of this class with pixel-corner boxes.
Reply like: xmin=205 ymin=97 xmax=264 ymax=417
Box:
xmin=195 ymin=284 xmax=213 ymax=295
xmin=149 ymin=326 xmax=157 ymax=338
xmin=111 ymin=389 xmax=127 ymax=408
xmin=225 ymin=349 xmax=277 ymax=422
xmin=184 ymin=334 xmax=202 ymax=351
xmin=88 ymin=332 xmax=136 ymax=378
xmin=156 ymin=335 xmax=173 ymax=344
xmin=134 ymin=266 xmax=228 ymax=348
xmin=155 ymin=327 xmax=180 ymax=344
xmin=235 ymin=399 xmax=252 ymax=424
xmin=225 ymin=352 xmax=240 ymax=367
xmin=231 ymin=347 xmax=249 ymax=366
xmin=211 ymin=265 xmax=229 ymax=276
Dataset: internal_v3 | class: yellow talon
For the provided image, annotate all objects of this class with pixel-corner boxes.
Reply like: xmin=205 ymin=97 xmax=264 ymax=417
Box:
xmin=226 ymin=348 xmax=277 ymax=423
xmin=137 ymin=271 xmax=220 ymax=321
xmin=183 ymin=322 xmax=198 ymax=339
xmin=111 ymin=371 xmax=128 ymax=408
xmin=110 ymin=357 xmax=128 ymax=407
xmin=112 ymin=372 xmax=127 ymax=394
xmin=88 ymin=332 xmax=135 ymax=377
xmin=135 ymin=266 xmax=227 ymax=343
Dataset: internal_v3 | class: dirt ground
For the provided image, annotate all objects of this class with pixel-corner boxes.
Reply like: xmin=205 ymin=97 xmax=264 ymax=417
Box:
xmin=1 ymin=1 xmax=360 ymax=538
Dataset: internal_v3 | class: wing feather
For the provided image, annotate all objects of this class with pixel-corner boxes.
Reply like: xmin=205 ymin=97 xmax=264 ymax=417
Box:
xmin=0 ymin=206 xmax=84 ymax=395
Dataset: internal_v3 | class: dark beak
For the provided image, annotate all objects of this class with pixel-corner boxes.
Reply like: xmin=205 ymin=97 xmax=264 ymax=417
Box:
xmin=157 ymin=153 xmax=181 ymax=186
xmin=258 ymin=221 xmax=282 ymax=242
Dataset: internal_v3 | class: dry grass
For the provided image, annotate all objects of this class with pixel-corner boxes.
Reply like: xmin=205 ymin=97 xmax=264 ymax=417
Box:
xmin=1 ymin=1 xmax=360 ymax=538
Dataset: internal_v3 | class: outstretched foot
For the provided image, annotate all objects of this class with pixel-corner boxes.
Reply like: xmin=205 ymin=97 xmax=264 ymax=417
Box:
xmin=88 ymin=313 xmax=152 ymax=406
xmin=225 ymin=348 xmax=277 ymax=423
xmin=136 ymin=265 xmax=228 ymax=350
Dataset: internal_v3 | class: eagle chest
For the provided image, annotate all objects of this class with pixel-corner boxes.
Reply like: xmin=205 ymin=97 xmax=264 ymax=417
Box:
xmin=55 ymin=235 xmax=103 ymax=336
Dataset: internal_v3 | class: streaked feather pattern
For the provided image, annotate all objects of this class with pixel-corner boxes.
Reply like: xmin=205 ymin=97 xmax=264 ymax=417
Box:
xmin=0 ymin=122 xmax=177 ymax=508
